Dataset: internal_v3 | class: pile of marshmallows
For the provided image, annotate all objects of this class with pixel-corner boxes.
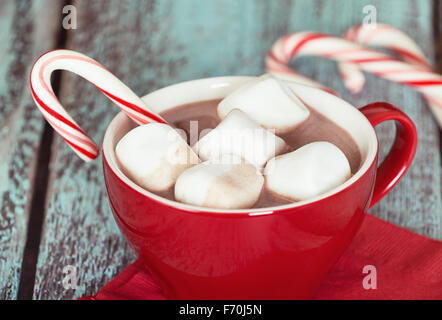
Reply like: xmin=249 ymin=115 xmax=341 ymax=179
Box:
xmin=116 ymin=75 xmax=351 ymax=210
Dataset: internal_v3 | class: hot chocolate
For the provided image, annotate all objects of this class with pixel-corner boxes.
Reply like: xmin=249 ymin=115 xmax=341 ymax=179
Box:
xmin=157 ymin=99 xmax=361 ymax=208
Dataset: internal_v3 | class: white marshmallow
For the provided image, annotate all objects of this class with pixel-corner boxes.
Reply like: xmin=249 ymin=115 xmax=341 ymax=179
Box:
xmin=175 ymin=155 xmax=264 ymax=209
xmin=218 ymin=74 xmax=310 ymax=133
xmin=264 ymin=142 xmax=351 ymax=201
xmin=116 ymin=123 xmax=200 ymax=192
xmin=193 ymin=109 xmax=287 ymax=168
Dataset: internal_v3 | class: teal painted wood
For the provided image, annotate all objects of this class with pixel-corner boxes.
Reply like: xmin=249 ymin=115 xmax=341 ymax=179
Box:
xmin=32 ymin=0 xmax=441 ymax=299
xmin=0 ymin=0 xmax=63 ymax=299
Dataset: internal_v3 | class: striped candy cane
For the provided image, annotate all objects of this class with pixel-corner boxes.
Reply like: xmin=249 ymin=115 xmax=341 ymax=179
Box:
xmin=339 ymin=24 xmax=431 ymax=93
xmin=30 ymin=49 xmax=167 ymax=162
xmin=266 ymin=24 xmax=442 ymax=129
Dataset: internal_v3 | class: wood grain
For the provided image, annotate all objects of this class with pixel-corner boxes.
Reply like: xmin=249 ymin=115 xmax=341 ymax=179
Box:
xmin=0 ymin=0 xmax=63 ymax=299
xmin=31 ymin=0 xmax=441 ymax=299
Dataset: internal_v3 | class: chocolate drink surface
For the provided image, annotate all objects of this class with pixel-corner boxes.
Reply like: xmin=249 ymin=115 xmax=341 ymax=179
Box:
xmin=158 ymin=99 xmax=361 ymax=208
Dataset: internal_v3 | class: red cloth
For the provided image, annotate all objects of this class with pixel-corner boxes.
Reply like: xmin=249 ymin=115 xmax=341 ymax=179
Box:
xmin=80 ymin=215 xmax=442 ymax=300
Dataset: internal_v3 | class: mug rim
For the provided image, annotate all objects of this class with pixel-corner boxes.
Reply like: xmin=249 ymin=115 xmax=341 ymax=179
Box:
xmin=102 ymin=76 xmax=378 ymax=216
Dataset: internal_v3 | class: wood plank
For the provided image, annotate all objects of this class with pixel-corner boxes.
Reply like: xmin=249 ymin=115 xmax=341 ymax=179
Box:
xmin=0 ymin=0 xmax=63 ymax=299
xmin=33 ymin=0 xmax=441 ymax=299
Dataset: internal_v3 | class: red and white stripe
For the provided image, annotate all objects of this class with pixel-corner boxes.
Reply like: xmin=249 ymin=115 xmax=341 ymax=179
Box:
xmin=339 ymin=24 xmax=431 ymax=93
xmin=266 ymin=25 xmax=442 ymax=129
xmin=30 ymin=50 xmax=167 ymax=162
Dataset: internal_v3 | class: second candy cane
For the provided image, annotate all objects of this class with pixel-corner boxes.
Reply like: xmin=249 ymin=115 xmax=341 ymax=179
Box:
xmin=266 ymin=25 xmax=442 ymax=129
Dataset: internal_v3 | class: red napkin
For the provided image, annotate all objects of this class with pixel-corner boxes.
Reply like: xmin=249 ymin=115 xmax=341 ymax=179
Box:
xmin=80 ymin=215 xmax=442 ymax=300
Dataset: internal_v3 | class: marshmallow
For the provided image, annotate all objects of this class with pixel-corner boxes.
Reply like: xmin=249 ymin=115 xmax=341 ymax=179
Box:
xmin=193 ymin=109 xmax=287 ymax=168
xmin=175 ymin=155 xmax=264 ymax=209
xmin=116 ymin=123 xmax=200 ymax=192
xmin=264 ymin=142 xmax=351 ymax=201
xmin=218 ymin=74 xmax=310 ymax=133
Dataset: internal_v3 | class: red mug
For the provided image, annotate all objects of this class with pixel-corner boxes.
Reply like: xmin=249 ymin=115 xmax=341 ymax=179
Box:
xmin=102 ymin=76 xmax=417 ymax=299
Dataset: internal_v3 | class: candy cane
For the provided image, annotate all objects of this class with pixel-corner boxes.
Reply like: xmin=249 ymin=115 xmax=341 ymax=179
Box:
xmin=266 ymin=25 xmax=442 ymax=129
xmin=338 ymin=24 xmax=431 ymax=93
xmin=30 ymin=49 xmax=167 ymax=162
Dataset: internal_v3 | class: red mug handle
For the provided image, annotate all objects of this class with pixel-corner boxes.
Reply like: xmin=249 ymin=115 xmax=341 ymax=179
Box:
xmin=359 ymin=102 xmax=418 ymax=208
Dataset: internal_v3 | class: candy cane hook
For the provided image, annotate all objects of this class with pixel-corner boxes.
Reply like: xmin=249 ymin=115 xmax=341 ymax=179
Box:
xmin=337 ymin=24 xmax=442 ymax=128
xmin=266 ymin=25 xmax=442 ymax=129
xmin=338 ymin=24 xmax=430 ymax=93
xmin=30 ymin=49 xmax=167 ymax=162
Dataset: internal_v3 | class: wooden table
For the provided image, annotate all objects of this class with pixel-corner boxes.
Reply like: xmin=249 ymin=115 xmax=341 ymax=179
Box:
xmin=0 ymin=0 xmax=441 ymax=300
